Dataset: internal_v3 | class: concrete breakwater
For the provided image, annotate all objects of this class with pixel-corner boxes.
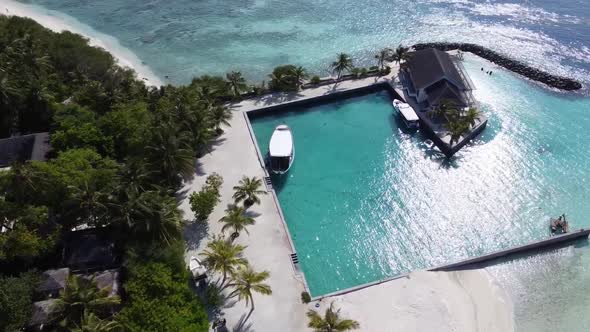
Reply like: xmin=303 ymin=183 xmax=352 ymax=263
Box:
xmin=413 ymin=42 xmax=582 ymax=91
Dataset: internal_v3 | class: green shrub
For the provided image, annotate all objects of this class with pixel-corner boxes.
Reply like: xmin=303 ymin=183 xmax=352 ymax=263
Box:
xmin=310 ymin=76 xmax=321 ymax=85
xmin=117 ymin=261 xmax=208 ymax=332
xmin=369 ymin=66 xmax=379 ymax=71
xmin=360 ymin=68 xmax=368 ymax=77
xmin=204 ymin=172 xmax=223 ymax=193
xmin=301 ymin=291 xmax=311 ymax=304
xmin=350 ymin=67 xmax=361 ymax=78
xmin=0 ymin=271 xmax=40 ymax=332
xmin=189 ymin=173 xmax=223 ymax=222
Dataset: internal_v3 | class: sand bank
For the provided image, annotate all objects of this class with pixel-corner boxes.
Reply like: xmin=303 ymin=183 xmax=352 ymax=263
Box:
xmin=327 ymin=270 xmax=514 ymax=332
xmin=1 ymin=0 xmax=163 ymax=87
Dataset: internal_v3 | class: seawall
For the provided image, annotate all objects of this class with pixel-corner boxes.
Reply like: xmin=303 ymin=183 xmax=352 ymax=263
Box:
xmin=317 ymin=228 xmax=590 ymax=299
xmin=412 ymin=42 xmax=582 ymax=91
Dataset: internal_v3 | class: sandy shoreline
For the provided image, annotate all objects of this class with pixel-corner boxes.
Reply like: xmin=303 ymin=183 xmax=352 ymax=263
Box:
xmin=330 ymin=269 xmax=515 ymax=332
xmin=1 ymin=0 xmax=163 ymax=87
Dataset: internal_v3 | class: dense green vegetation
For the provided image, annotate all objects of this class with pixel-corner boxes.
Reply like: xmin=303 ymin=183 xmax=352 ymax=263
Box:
xmin=189 ymin=173 xmax=223 ymax=222
xmin=0 ymin=14 xmax=376 ymax=330
xmin=0 ymin=271 xmax=39 ymax=331
xmin=0 ymin=15 xmax=233 ymax=331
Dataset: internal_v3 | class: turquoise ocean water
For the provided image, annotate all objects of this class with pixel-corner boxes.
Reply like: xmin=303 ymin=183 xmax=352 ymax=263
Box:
xmin=250 ymin=56 xmax=590 ymax=297
xmin=11 ymin=0 xmax=590 ymax=329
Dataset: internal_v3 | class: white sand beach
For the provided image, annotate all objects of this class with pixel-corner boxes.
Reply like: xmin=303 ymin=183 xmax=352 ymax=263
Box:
xmin=1 ymin=0 xmax=163 ymax=87
xmin=331 ymin=269 xmax=514 ymax=332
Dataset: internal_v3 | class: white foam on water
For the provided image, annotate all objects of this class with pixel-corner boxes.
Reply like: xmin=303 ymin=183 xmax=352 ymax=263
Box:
xmin=0 ymin=0 xmax=163 ymax=87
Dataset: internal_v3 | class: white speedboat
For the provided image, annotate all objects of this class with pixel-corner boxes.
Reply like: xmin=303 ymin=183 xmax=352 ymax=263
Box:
xmin=393 ymin=99 xmax=419 ymax=129
xmin=268 ymin=124 xmax=294 ymax=174
xmin=189 ymin=256 xmax=207 ymax=281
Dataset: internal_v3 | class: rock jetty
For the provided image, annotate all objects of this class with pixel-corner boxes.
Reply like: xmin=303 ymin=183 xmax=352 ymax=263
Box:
xmin=413 ymin=42 xmax=582 ymax=91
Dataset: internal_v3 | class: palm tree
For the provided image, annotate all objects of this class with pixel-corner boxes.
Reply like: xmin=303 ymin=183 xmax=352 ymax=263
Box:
xmin=464 ymin=107 xmax=480 ymax=127
xmin=307 ymin=302 xmax=360 ymax=332
xmin=445 ymin=117 xmax=470 ymax=145
xmin=125 ymin=191 xmax=182 ymax=245
xmin=374 ymin=48 xmax=392 ymax=70
xmin=52 ymin=275 xmax=121 ymax=328
xmin=67 ymin=181 xmax=108 ymax=227
xmin=331 ymin=53 xmax=353 ymax=80
xmin=228 ymin=265 xmax=272 ymax=317
xmin=200 ymin=235 xmax=248 ymax=288
xmin=232 ymin=176 xmax=266 ymax=208
xmin=290 ymin=66 xmax=309 ymax=89
xmin=219 ymin=205 xmax=256 ymax=239
xmin=210 ymin=105 xmax=232 ymax=135
xmin=392 ymin=44 xmax=410 ymax=64
xmin=146 ymin=124 xmax=195 ymax=184
xmin=226 ymin=71 xmax=248 ymax=97
xmin=71 ymin=310 xmax=122 ymax=332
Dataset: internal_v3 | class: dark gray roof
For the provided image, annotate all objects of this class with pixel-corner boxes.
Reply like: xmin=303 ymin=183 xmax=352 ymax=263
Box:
xmin=425 ymin=80 xmax=468 ymax=107
xmin=29 ymin=299 xmax=58 ymax=326
xmin=63 ymin=230 xmax=118 ymax=272
xmin=0 ymin=132 xmax=50 ymax=167
xmin=37 ymin=268 xmax=70 ymax=294
xmin=405 ymin=48 xmax=467 ymax=91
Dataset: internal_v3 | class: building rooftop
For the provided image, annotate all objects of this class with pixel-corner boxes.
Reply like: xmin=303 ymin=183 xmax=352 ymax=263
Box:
xmin=29 ymin=299 xmax=58 ymax=327
xmin=405 ymin=48 xmax=467 ymax=91
xmin=0 ymin=132 xmax=51 ymax=167
xmin=425 ymin=80 xmax=469 ymax=108
xmin=63 ymin=229 xmax=119 ymax=272
xmin=37 ymin=268 xmax=70 ymax=296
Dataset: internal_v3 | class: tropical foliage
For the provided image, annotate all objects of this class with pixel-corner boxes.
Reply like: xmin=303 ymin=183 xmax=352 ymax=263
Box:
xmin=392 ymin=44 xmax=410 ymax=64
xmin=52 ymin=275 xmax=121 ymax=329
xmin=307 ymin=302 xmax=360 ymax=332
xmin=0 ymin=271 xmax=39 ymax=332
xmin=117 ymin=256 xmax=208 ymax=332
xmin=331 ymin=53 xmax=353 ymax=79
xmin=232 ymin=176 xmax=266 ymax=208
xmin=226 ymin=71 xmax=248 ymax=97
xmin=375 ymin=48 xmax=392 ymax=70
xmin=189 ymin=173 xmax=223 ymax=222
xmin=0 ymin=16 xmax=218 ymax=331
xmin=200 ymin=235 xmax=248 ymax=288
xmin=219 ymin=205 xmax=256 ymax=238
xmin=429 ymin=101 xmax=481 ymax=145
xmin=268 ymin=65 xmax=308 ymax=92
xmin=227 ymin=265 xmax=272 ymax=312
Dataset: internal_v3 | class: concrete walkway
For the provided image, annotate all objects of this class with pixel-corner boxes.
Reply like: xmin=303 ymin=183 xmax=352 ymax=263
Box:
xmin=179 ymin=69 xmax=398 ymax=331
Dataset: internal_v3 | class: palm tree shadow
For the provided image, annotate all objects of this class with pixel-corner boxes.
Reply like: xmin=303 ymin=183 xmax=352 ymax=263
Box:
xmin=232 ymin=313 xmax=254 ymax=332
xmin=183 ymin=221 xmax=210 ymax=251
xmin=194 ymin=158 xmax=206 ymax=176
xmin=175 ymin=186 xmax=192 ymax=201
xmin=205 ymin=136 xmax=228 ymax=155
xmin=243 ymin=210 xmax=261 ymax=218
xmin=258 ymin=91 xmax=305 ymax=106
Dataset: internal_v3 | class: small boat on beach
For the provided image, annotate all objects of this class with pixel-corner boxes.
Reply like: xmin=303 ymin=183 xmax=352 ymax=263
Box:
xmin=268 ymin=124 xmax=294 ymax=174
xmin=550 ymin=214 xmax=569 ymax=235
xmin=189 ymin=256 xmax=207 ymax=281
xmin=393 ymin=99 xmax=419 ymax=129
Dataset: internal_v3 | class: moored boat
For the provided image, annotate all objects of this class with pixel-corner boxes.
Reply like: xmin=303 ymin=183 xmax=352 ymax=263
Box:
xmin=393 ymin=99 xmax=419 ymax=129
xmin=269 ymin=124 xmax=294 ymax=174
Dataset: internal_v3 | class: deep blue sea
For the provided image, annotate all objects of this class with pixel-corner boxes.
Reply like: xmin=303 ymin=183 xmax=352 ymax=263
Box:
xmin=9 ymin=0 xmax=590 ymax=330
